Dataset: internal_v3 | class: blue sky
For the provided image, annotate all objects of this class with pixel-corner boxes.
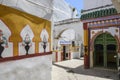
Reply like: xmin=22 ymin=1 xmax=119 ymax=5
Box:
xmin=65 ymin=0 xmax=83 ymax=11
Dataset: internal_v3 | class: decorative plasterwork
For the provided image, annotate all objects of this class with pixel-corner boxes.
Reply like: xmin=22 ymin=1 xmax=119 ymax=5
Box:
xmin=20 ymin=25 xmax=34 ymax=41
xmin=87 ymin=18 xmax=120 ymax=28
xmin=82 ymin=14 xmax=120 ymax=23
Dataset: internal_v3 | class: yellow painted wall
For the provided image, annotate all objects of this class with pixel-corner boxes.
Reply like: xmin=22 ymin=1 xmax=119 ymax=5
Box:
xmin=84 ymin=29 xmax=88 ymax=55
xmin=0 ymin=5 xmax=51 ymax=56
xmin=84 ymin=30 xmax=88 ymax=46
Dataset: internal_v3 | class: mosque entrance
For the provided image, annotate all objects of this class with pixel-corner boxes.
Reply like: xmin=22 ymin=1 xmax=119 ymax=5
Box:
xmin=94 ymin=33 xmax=117 ymax=69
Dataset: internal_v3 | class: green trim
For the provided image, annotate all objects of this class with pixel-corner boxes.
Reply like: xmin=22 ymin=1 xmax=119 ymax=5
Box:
xmin=94 ymin=33 xmax=117 ymax=69
xmin=81 ymin=8 xmax=118 ymax=20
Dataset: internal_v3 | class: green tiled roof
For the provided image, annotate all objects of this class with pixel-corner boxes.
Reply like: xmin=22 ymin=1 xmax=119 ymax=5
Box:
xmin=80 ymin=8 xmax=118 ymax=20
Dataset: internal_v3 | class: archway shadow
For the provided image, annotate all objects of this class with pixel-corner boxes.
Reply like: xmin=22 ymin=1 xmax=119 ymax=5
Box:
xmin=53 ymin=60 xmax=119 ymax=80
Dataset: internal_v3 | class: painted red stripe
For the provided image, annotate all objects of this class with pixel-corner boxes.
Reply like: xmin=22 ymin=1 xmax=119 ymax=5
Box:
xmin=0 ymin=52 xmax=52 ymax=63
xmin=56 ymin=52 xmax=58 ymax=62
xmin=83 ymin=23 xmax=88 ymax=30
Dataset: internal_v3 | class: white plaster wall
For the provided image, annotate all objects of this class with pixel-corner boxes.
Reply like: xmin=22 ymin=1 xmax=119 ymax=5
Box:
xmin=54 ymin=21 xmax=83 ymax=42
xmin=20 ymin=25 xmax=34 ymax=41
xmin=0 ymin=20 xmax=11 ymax=38
xmin=39 ymin=42 xmax=50 ymax=53
xmin=19 ymin=42 xmax=35 ymax=55
xmin=90 ymin=51 xmax=94 ymax=68
xmin=71 ymin=52 xmax=80 ymax=59
xmin=52 ymin=52 xmax=56 ymax=62
xmin=53 ymin=0 xmax=78 ymax=21
xmin=84 ymin=0 xmax=112 ymax=10
xmin=90 ymin=29 xmax=102 ymax=39
xmin=2 ymin=43 xmax=13 ymax=58
xmin=0 ymin=0 xmax=53 ymax=21
xmin=0 ymin=0 xmax=17 ymax=7
xmin=58 ymin=52 xmax=61 ymax=62
xmin=90 ymin=27 xmax=119 ymax=39
xmin=0 ymin=55 xmax=52 ymax=80
xmin=0 ymin=0 xmax=77 ymax=22
xmin=0 ymin=20 xmax=12 ymax=58
xmin=53 ymin=39 xmax=59 ymax=51
xmin=53 ymin=20 xmax=83 ymax=62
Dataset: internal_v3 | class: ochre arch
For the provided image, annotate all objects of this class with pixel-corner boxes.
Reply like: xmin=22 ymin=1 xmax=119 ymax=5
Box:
xmin=56 ymin=28 xmax=75 ymax=39
xmin=55 ymin=28 xmax=69 ymax=39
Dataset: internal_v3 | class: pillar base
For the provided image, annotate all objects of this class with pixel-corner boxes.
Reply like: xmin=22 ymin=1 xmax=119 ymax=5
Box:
xmin=56 ymin=52 xmax=58 ymax=62
xmin=84 ymin=54 xmax=89 ymax=69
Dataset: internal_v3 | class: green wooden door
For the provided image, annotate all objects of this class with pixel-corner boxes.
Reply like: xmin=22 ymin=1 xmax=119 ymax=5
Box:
xmin=94 ymin=33 xmax=117 ymax=69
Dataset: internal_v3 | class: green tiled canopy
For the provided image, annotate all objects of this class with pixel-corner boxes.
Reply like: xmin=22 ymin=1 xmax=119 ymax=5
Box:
xmin=81 ymin=8 xmax=118 ymax=20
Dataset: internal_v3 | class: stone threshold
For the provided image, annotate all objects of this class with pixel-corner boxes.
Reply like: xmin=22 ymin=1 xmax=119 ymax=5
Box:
xmin=93 ymin=67 xmax=118 ymax=72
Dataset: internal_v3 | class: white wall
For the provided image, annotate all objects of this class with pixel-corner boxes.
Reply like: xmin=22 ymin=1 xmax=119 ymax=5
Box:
xmin=0 ymin=55 xmax=52 ymax=80
xmin=0 ymin=0 xmax=53 ymax=21
xmin=71 ymin=52 xmax=80 ymax=59
xmin=53 ymin=19 xmax=83 ymax=61
xmin=2 ymin=43 xmax=13 ymax=58
xmin=53 ymin=0 xmax=78 ymax=22
xmin=54 ymin=20 xmax=83 ymax=42
xmin=0 ymin=0 xmax=77 ymax=22
xmin=84 ymin=0 xmax=112 ymax=10
xmin=39 ymin=42 xmax=50 ymax=53
xmin=90 ymin=27 xmax=119 ymax=39
xmin=0 ymin=20 xmax=13 ymax=58
xmin=52 ymin=52 xmax=56 ymax=62
xmin=58 ymin=52 xmax=61 ymax=62
xmin=19 ymin=42 xmax=35 ymax=55
xmin=53 ymin=20 xmax=84 ymax=53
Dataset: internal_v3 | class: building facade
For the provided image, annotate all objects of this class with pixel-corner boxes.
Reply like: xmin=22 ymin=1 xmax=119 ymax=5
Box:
xmin=0 ymin=0 xmax=81 ymax=79
xmin=0 ymin=0 xmax=52 ymax=80
xmin=81 ymin=0 xmax=120 ymax=70
xmin=52 ymin=18 xmax=83 ymax=62
xmin=52 ymin=0 xmax=78 ymax=22
xmin=51 ymin=0 xmax=82 ymax=62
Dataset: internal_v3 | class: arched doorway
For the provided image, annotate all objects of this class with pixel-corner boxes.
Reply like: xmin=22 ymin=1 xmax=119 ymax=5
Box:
xmin=94 ymin=33 xmax=117 ymax=69
xmin=58 ymin=29 xmax=75 ymax=61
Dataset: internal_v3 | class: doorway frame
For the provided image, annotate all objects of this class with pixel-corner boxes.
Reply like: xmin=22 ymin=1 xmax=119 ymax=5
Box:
xmin=90 ymin=32 xmax=119 ymax=69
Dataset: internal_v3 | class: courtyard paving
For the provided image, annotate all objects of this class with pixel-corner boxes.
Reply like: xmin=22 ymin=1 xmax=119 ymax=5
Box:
xmin=52 ymin=58 xmax=119 ymax=80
